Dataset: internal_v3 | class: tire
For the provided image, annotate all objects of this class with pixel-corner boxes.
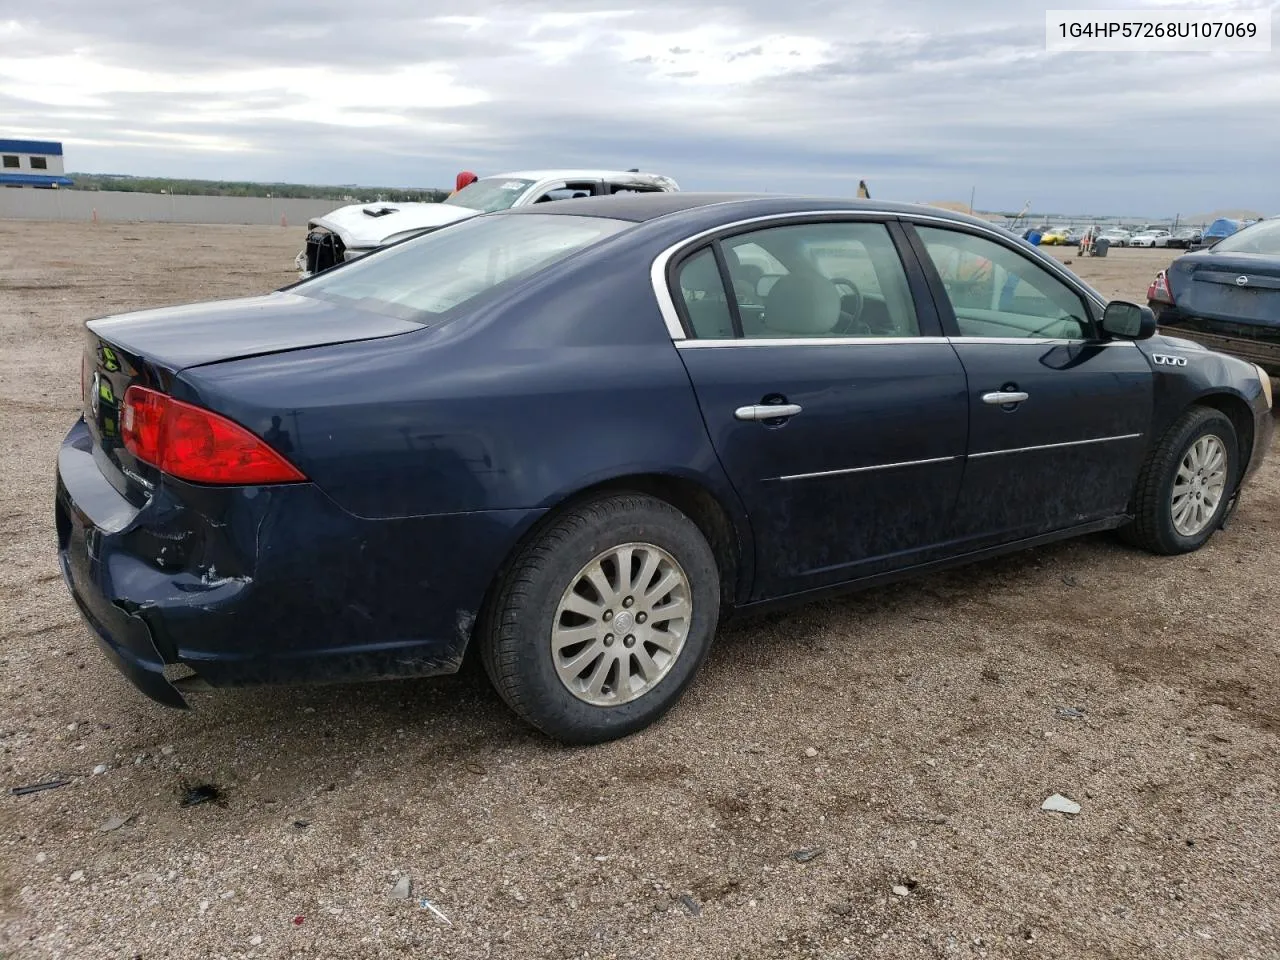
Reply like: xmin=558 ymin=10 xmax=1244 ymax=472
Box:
xmin=1121 ymin=407 xmax=1239 ymax=555
xmin=480 ymin=493 xmax=720 ymax=745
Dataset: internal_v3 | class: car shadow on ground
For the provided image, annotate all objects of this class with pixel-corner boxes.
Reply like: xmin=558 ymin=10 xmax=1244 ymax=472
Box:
xmin=173 ymin=529 xmax=1126 ymax=752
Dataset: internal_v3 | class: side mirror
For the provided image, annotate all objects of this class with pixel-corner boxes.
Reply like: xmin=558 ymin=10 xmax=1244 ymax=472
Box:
xmin=1102 ymin=301 xmax=1156 ymax=340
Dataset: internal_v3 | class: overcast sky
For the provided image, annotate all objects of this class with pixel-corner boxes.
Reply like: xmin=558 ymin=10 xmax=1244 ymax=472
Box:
xmin=2 ymin=0 xmax=1277 ymax=215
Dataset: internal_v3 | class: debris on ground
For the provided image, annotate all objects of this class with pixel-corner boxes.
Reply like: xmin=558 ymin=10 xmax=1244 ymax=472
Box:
xmin=293 ymin=819 xmax=310 ymax=829
xmin=390 ymin=875 xmax=413 ymax=900
xmin=91 ymin=764 xmax=107 ymax=776
xmin=292 ymin=916 xmax=305 ymax=926
xmin=160 ymin=745 xmax=175 ymax=757
xmin=892 ymin=885 xmax=910 ymax=897
xmin=98 ymin=813 xmax=132 ymax=832
xmin=1041 ymin=793 xmax=1082 ymax=815
xmin=69 ymin=870 xmax=85 ymax=882
xmin=678 ymin=893 xmax=701 ymax=917
xmin=418 ymin=899 xmax=453 ymax=926
xmin=180 ymin=784 xmax=224 ymax=807
xmin=10 ymin=779 xmax=71 ymax=796
xmin=1056 ymin=707 xmax=1087 ymax=720
xmin=804 ymin=747 xmax=819 ymax=758
xmin=789 ymin=848 xmax=824 ymax=863
xmin=465 ymin=762 xmax=485 ymax=775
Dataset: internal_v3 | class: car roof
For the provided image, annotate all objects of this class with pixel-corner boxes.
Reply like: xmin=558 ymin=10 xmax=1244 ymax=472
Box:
xmin=485 ymin=169 xmax=672 ymax=182
xmin=499 ymin=191 xmax=1014 ymax=229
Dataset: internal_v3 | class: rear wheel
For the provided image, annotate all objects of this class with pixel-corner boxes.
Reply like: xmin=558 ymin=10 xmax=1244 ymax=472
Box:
xmin=481 ymin=493 xmax=720 ymax=745
xmin=1121 ymin=407 xmax=1238 ymax=555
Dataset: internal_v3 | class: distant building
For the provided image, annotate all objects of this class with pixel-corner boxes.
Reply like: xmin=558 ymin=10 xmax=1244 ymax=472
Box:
xmin=0 ymin=139 xmax=73 ymax=189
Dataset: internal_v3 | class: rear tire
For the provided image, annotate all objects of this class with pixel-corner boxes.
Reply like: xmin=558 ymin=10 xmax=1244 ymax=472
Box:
xmin=1121 ymin=407 xmax=1239 ymax=555
xmin=481 ymin=493 xmax=720 ymax=745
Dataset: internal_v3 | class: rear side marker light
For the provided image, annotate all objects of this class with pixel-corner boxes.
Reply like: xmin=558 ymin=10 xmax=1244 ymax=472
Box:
xmin=121 ymin=386 xmax=306 ymax=485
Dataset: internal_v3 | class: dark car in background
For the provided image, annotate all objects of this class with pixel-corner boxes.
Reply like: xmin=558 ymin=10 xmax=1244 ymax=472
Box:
xmin=1148 ymin=217 xmax=1280 ymax=373
xmin=1167 ymin=228 xmax=1203 ymax=250
xmin=58 ymin=194 xmax=1273 ymax=745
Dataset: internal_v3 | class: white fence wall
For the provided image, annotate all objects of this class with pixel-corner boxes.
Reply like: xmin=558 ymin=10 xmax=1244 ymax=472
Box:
xmin=0 ymin=189 xmax=345 ymax=226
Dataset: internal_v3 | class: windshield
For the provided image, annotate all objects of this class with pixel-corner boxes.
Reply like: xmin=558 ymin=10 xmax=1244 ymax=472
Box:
xmin=1212 ymin=219 xmax=1280 ymax=256
xmin=297 ymin=213 xmax=628 ymax=320
xmin=443 ymin=177 xmax=536 ymax=212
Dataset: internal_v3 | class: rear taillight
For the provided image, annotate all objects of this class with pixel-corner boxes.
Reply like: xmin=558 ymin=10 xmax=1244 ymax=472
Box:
xmin=1147 ymin=269 xmax=1174 ymax=305
xmin=121 ymin=386 xmax=306 ymax=485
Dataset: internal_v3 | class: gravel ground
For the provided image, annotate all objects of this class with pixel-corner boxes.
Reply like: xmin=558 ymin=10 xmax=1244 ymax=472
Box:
xmin=2 ymin=221 xmax=1278 ymax=960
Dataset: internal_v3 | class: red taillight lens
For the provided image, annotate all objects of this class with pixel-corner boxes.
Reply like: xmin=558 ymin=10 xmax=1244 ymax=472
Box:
xmin=121 ymin=386 xmax=306 ymax=485
xmin=1147 ymin=270 xmax=1174 ymax=305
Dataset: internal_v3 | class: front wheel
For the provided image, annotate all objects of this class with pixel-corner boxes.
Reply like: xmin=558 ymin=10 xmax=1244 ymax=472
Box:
xmin=480 ymin=493 xmax=720 ymax=745
xmin=1121 ymin=407 xmax=1239 ymax=555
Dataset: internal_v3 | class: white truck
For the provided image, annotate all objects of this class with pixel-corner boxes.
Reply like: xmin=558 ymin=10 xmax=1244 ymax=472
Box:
xmin=295 ymin=168 xmax=680 ymax=277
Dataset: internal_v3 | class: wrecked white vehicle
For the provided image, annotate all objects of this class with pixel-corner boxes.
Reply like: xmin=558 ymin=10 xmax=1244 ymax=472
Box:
xmin=295 ymin=169 xmax=680 ymax=277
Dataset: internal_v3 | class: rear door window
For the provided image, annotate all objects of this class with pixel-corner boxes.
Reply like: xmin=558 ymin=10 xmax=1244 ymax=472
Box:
xmin=720 ymin=222 xmax=920 ymax=339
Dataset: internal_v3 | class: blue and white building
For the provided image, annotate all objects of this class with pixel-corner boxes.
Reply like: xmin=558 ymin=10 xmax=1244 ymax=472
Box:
xmin=0 ymin=139 xmax=73 ymax=188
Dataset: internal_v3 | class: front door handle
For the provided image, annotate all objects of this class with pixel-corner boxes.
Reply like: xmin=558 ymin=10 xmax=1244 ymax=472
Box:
xmin=982 ymin=391 xmax=1029 ymax=405
xmin=735 ymin=403 xmax=803 ymax=422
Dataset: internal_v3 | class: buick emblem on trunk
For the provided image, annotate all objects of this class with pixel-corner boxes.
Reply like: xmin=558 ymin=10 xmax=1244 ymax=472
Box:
xmin=1236 ymin=276 xmax=1249 ymax=287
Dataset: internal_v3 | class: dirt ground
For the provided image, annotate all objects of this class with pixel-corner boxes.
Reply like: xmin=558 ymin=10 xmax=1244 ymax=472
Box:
xmin=2 ymin=221 xmax=1278 ymax=960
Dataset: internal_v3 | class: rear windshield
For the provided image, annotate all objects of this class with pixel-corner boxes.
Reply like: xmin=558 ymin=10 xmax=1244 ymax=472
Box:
xmin=296 ymin=213 xmax=628 ymax=320
xmin=443 ymin=177 xmax=536 ymax=212
xmin=1212 ymin=219 xmax=1280 ymax=256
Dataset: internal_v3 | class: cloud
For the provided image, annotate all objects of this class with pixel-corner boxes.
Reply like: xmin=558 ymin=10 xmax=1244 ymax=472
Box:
xmin=1 ymin=0 xmax=1278 ymax=214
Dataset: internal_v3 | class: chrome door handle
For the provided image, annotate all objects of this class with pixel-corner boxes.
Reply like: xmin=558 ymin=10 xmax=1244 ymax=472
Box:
xmin=982 ymin=391 xmax=1029 ymax=405
xmin=735 ymin=403 xmax=803 ymax=421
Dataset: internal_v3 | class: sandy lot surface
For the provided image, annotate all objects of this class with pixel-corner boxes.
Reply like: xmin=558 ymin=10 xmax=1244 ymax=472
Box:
xmin=2 ymin=221 xmax=1278 ymax=960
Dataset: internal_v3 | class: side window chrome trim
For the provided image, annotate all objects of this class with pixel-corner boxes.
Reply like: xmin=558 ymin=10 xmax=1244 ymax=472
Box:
xmin=674 ymin=336 xmax=1133 ymax=349
xmin=676 ymin=336 xmax=949 ymax=349
xmin=949 ymin=337 xmax=1133 ymax=347
xmin=652 ymin=208 xmax=1110 ymax=340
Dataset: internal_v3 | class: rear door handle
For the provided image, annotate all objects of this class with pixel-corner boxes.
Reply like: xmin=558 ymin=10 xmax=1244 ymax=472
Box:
xmin=735 ymin=403 xmax=803 ymax=421
xmin=982 ymin=391 xmax=1029 ymax=405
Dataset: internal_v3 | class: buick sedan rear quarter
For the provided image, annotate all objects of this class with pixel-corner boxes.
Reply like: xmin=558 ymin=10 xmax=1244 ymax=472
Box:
xmin=58 ymin=195 xmax=1274 ymax=744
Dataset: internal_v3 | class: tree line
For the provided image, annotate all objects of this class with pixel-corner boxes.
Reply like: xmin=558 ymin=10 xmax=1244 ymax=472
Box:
xmin=66 ymin=173 xmax=449 ymax=203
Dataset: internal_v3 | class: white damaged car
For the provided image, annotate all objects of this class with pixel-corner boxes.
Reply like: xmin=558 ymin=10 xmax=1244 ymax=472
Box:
xmin=295 ymin=169 xmax=680 ymax=277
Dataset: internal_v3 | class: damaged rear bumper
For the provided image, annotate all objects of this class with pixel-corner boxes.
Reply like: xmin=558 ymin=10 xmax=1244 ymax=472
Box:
xmin=55 ymin=419 xmax=539 ymax=708
xmin=56 ymin=432 xmax=190 ymax=708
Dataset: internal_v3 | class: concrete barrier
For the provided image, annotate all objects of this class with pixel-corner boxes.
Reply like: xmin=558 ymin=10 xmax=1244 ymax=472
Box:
xmin=0 ymin=190 xmax=349 ymax=226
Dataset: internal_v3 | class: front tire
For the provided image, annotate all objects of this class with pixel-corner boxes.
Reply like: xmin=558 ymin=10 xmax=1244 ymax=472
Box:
xmin=1121 ymin=407 xmax=1239 ymax=555
xmin=480 ymin=493 xmax=720 ymax=745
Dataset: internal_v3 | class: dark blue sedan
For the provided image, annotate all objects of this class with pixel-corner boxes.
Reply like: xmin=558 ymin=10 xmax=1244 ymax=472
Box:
xmin=57 ymin=194 xmax=1274 ymax=744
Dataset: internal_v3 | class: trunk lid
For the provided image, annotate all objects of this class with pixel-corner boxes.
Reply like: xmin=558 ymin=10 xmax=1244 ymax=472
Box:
xmin=81 ymin=291 xmax=422 ymax=502
xmin=1168 ymin=251 xmax=1280 ymax=327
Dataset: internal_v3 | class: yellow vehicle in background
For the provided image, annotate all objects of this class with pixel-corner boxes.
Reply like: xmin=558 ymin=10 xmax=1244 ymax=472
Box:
xmin=1040 ymin=227 xmax=1072 ymax=245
